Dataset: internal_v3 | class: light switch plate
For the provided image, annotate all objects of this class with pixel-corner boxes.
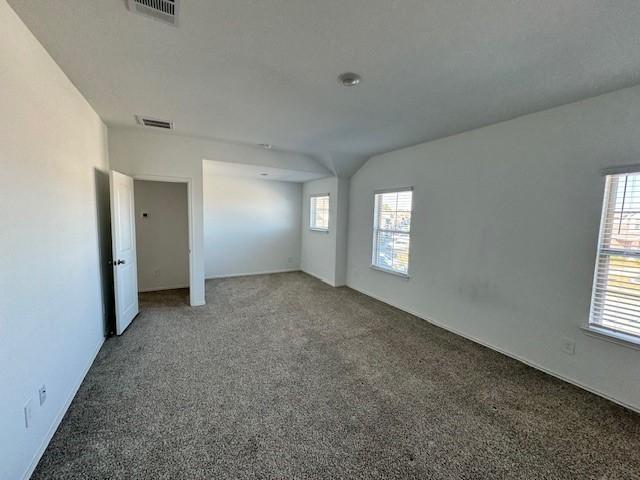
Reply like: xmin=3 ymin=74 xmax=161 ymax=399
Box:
xmin=39 ymin=385 xmax=47 ymax=406
xmin=24 ymin=398 xmax=33 ymax=429
xmin=561 ymin=338 xmax=576 ymax=355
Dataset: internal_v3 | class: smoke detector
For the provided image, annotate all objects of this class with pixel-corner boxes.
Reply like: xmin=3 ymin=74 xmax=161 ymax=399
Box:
xmin=127 ymin=0 xmax=179 ymax=26
xmin=338 ymin=72 xmax=362 ymax=87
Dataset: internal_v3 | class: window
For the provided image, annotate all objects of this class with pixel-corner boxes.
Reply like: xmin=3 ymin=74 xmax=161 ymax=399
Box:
xmin=589 ymin=172 xmax=640 ymax=339
xmin=310 ymin=194 xmax=330 ymax=231
xmin=372 ymin=188 xmax=413 ymax=276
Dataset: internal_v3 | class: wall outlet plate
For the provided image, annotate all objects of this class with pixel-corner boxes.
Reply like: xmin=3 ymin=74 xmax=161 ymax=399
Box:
xmin=39 ymin=385 xmax=47 ymax=406
xmin=24 ymin=398 xmax=33 ymax=429
xmin=561 ymin=338 xmax=576 ymax=355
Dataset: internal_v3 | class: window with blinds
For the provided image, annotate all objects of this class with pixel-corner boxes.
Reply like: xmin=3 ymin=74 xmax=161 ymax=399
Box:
xmin=590 ymin=172 xmax=640 ymax=338
xmin=310 ymin=194 xmax=330 ymax=231
xmin=372 ymin=188 xmax=413 ymax=275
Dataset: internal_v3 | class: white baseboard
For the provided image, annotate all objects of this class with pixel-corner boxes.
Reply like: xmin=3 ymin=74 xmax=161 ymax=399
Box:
xmin=348 ymin=284 xmax=640 ymax=415
xmin=138 ymin=284 xmax=189 ymax=293
xmin=22 ymin=337 xmax=105 ymax=480
xmin=206 ymin=268 xmax=300 ymax=280
xmin=300 ymin=269 xmax=335 ymax=287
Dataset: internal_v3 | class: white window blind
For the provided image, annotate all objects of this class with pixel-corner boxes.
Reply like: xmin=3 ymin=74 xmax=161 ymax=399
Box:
xmin=590 ymin=172 xmax=640 ymax=338
xmin=310 ymin=194 xmax=329 ymax=231
xmin=372 ymin=188 xmax=413 ymax=275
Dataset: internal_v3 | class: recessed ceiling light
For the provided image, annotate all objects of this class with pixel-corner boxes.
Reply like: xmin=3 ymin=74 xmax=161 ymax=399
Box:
xmin=338 ymin=72 xmax=362 ymax=87
xmin=260 ymin=173 xmax=269 ymax=176
xmin=259 ymin=143 xmax=272 ymax=150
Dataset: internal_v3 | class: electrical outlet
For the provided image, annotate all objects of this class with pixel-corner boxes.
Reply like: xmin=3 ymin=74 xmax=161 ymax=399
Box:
xmin=561 ymin=338 xmax=576 ymax=355
xmin=39 ymin=385 xmax=47 ymax=406
xmin=24 ymin=398 xmax=33 ymax=429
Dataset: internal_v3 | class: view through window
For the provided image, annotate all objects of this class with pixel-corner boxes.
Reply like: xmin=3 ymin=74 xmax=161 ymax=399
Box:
xmin=590 ymin=172 xmax=640 ymax=338
xmin=372 ymin=188 xmax=413 ymax=275
xmin=310 ymin=194 xmax=329 ymax=231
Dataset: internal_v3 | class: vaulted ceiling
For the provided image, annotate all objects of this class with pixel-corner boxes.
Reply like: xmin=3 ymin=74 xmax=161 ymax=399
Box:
xmin=8 ymin=0 xmax=640 ymax=177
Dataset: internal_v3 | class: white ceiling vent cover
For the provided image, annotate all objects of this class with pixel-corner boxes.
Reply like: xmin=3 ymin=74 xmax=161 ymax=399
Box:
xmin=126 ymin=0 xmax=179 ymax=26
xmin=136 ymin=116 xmax=174 ymax=130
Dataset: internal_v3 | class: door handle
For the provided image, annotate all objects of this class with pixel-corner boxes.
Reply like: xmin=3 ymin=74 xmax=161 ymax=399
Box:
xmin=116 ymin=259 xmax=126 ymax=265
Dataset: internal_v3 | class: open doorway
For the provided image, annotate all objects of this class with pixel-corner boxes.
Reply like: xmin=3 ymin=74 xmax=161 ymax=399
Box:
xmin=109 ymin=172 xmax=194 ymax=336
xmin=133 ymin=179 xmax=190 ymax=302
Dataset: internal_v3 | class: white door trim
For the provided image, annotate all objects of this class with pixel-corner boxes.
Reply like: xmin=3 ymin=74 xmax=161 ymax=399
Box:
xmin=131 ymin=174 xmax=197 ymax=307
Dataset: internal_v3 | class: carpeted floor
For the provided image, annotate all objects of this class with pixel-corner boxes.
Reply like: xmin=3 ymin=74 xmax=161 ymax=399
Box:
xmin=33 ymin=272 xmax=640 ymax=479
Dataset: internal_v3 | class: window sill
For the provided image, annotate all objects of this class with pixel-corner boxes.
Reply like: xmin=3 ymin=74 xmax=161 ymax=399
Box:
xmin=581 ymin=324 xmax=640 ymax=351
xmin=370 ymin=265 xmax=410 ymax=279
xmin=309 ymin=228 xmax=329 ymax=233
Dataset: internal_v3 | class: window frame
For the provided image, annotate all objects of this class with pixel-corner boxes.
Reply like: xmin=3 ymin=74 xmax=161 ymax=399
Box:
xmin=309 ymin=193 xmax=330 ymax=233
xmin=586 ymin=167 xmax=640 ymax=348
xmin=370 ymin=186 xmax=414 ymax=278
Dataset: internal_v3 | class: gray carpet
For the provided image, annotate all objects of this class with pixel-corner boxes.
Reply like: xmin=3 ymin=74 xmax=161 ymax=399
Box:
xmin=33 ymin=272 xmax=640 ymax=479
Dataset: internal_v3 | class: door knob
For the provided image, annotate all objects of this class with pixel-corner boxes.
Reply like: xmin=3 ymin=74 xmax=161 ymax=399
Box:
xmin=116 ymin=259 xmax=126 ymax=265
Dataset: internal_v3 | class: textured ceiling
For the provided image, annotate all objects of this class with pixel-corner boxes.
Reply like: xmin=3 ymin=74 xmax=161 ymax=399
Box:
xmin=203 ymin=159 xmax=326 ymax=183
xmin=8 ymin=0 xmax=640 ymax=177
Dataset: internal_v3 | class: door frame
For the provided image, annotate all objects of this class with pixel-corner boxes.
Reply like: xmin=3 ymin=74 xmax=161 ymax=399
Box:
xmin=133 ymin=174 xmax=196 ymax=306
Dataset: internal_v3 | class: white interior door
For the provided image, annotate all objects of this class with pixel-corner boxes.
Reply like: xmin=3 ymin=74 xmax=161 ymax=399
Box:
xmin=110 ymin=170 xmax=139 ymax=335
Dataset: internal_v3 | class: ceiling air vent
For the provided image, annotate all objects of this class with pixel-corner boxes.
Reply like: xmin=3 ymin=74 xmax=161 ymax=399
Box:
xmin=126 ymin=0 xmax=179 ymax=26
xmin=136 ymin=116 xmax=174 ymax=130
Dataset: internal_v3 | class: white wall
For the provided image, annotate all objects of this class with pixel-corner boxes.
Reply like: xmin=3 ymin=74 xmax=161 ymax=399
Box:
xmin=0 ymin=2 xmax=109 ymax=479
xmin=335 ymin=177 xmax=350 ymax=286
xmin=108 ymin=127 xmax=328 ymax=306
xmin=300 ymin=177 xmax=349 ymax=286
xmin=347 ymin=85 xmax=640 ymax=412
xmin=204 ymin=175 xmax=301 ymax=278
xmin=301 ymin=178 xmax=338 ymax=285
xmin=134 ymin=180 xmax=189 ymax=292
